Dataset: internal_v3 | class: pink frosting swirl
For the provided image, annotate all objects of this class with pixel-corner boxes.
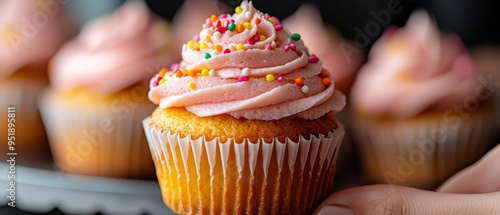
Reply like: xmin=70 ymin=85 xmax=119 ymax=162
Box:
xmin=0 ymin=0 xmax=74 ymax=77
xmin=50 ymin=1 xmax=175 ymax=94
xmin=149 ymin=1 xmax=345 ymax=120
xmin=351 ymin=11 xmax=479 ymax=117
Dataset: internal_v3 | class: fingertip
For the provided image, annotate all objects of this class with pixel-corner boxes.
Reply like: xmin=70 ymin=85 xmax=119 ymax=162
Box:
xmin=316 ymin=205 xmax=353 ymax=215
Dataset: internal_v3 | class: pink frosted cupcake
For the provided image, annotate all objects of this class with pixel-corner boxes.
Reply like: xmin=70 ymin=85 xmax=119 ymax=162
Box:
xmin=143 ymin=1 xmax=346 ymax=214
xmin=39 ymin=1 xmax=176 ymax=179
xmin=0 ymin=0 xmax=75 ymax=158
xmin=350 ymin=11 xmax=497 ymax=189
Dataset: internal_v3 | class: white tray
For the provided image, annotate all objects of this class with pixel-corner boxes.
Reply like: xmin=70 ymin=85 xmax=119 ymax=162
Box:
xmin=0 ymin=162 xmax=174 ymax=215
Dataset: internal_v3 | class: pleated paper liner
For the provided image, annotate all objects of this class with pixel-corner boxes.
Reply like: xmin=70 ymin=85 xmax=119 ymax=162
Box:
xmin=39 ymin=90 xmax=156 ymax=179
xmin=350 ymin=100 xmax=496 ymax=189
xmin=143 ymin=117 xmax=344 ymax=215
xmin=0 ymin=70 xmax=50 ymax=159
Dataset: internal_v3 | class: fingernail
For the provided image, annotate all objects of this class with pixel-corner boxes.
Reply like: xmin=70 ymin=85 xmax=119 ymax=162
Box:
xmin=317 ymin=205 xmax=353 ymax=215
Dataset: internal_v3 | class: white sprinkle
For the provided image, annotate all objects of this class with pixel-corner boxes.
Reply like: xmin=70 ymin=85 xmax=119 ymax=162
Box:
xmin=209 ymin=69 xmax=216 ymax=77
xmin=213 ymin=32 xmax=221 ymax=40
xmin=242 ymin=68 xmax=251 ymax=76
xmin=245 ymin=11 xmax=252 ymax=19
xmin=211 ymin=50 xmax=218 ymax=56
xmin=301 ymin=86 xmax=309 ymax=93
xmin=182 ymin=44 xmax=187 ymax=52
xmin=271 ymin=41 xmax=277 ymax=49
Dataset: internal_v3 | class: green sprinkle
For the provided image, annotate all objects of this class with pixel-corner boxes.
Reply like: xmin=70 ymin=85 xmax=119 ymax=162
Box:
xmin=204 ymin=52 xmax=211 ymax=59
xmin=228 ymin=22 xmax=236 ymax=31
xmin=291 ymin=33 xmax=301 ymax=41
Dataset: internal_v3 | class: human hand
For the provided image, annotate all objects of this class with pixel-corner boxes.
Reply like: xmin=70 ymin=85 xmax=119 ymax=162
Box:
xmin=314 ymin=145 xmax=500 ymax=215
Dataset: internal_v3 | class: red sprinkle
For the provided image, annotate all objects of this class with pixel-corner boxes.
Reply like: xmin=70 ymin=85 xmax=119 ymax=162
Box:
xmin=309 ymin=54 xmax=319 ymax=63
xmin=253 ymin=34 xmax=260 ymax=42
xmin=238 ymin=76 xmax=249 ymax=82
xmin=319 ymin=71 xmax=329 ymax=78
xmin=246 ymin=38 xmax=255 ymax=45
xmin=223 ymin=48 xmax=231 ymax=54
xmin=275 ymin=24 xmax=283 ymax=31
xmin=277 ymin=76 xmax=284 ymax=82
xmin=289 ymin=43 xmax=296 ymax=51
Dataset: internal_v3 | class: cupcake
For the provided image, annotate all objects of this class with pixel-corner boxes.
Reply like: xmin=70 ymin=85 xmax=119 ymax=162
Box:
xmin=40 ymin=1 xmax=176 ymax=179
xmin=349 ymin=11 xmax=497 ymax=189
xmin=143 ymin=1 xmax=346 ymax=214
xmin=0 ymin=0 xmax=74 ymax=159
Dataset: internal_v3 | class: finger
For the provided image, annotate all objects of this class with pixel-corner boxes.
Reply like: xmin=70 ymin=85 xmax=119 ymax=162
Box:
xmin=438 ymin=144 xmax=500 ymax=194
xmin=314 ymin=184 xmax=500 ymax=215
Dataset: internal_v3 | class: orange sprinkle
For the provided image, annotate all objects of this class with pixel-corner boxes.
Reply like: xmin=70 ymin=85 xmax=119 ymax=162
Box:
xmin=194 ymin=47 xmax=200 ymax=51
xmin=210 ymin=14 xmax=218 ymax=22
xmin=188 ymin=70 xmax=197 ymax=77
xmin=254 ymin=17 xmax=261 ymax=24
xmin=159 ymin=68 xmax=168 ymax=77
xmin=175 ymin=70 xmax=183 ymax=77
xmin=319 ymin=71 xmax=329 ymax=78
xmin=322 ymin=78 xmax=331 ymax=86
xmin=236 ymin=24 xmax=245 ymax=33
xmin=205 ymin=36 xmax=212 ymax=43
xmin=295 ymin=77 xmax=304 ymax=86
xmin=214 ymin=44 xmax=223 ymax=52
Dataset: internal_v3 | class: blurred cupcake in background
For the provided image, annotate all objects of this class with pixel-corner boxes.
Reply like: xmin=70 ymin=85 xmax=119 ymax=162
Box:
xmin=40 ymin=0 xmax=176 ymax=179
xmin=0 ymin=0 xmax=75 ymax=161
xmin=349 ymin=11 xmax=497 ymax=189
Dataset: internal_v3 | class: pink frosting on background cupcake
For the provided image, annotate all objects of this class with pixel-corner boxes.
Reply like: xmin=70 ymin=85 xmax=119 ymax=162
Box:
xmin=351 ymin=11 xmax=480 ymax=117
xmin=0 ymin=0 xmax=74 ymax=76
xmin=50 ymin=1 xmax=175 ymax=95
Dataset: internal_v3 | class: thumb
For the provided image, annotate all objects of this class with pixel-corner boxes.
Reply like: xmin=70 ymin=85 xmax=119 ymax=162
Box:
xmin=438 ymin=144 xmax=500 ymax=194
xmin=314 ymin=185 xmax=500 ymax=215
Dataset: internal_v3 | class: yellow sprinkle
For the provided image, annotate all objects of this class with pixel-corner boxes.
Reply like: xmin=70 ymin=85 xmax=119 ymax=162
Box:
xmin=265 ymin=74 xmax=275 ymax=81
xmin=268 ymin=17 xmax=276 ymax=25
xmin=236 ymin=43 xmax=244 ymax=51
xmin=181 ymin=68 xmax=188 ymax=74
xmin=200 ymin=42 xmax=209 ymax=49
xmin=201 ymin=68 xmax=209 ymax=76
xmin=195 ymin=42 xmax=200 ymax=48
xmin=259 ymin=35 xmax=266 ymax=41
xmin=188 ymin=81 xmax=196 ymax=90
xmin=243 ymin=22 xmax=252 ymax=30
xmin=187 ymin=40 xmax=195 ymax=49
xmin=235 ymin=6 xmax=243 ymax=14
xmin=159 ymin=79 xmax=166 ymax=85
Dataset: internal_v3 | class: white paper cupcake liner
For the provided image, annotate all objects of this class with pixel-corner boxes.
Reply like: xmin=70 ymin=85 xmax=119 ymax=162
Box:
xmin=351 ymin=106 xmax=496 ymax=189
xmin=143 ymin=117 xmax=344 ymax=215
xmin=39 ymin=90 xmax=156 ymax=179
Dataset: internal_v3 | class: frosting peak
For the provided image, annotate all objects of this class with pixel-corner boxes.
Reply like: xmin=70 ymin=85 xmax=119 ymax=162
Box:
xmin=0 ymin=0 xmax=74 ymax=77
xmin=351 ymin=11 xmax=480 ymax=117
xmin=149 ymin=1 xmax=345 ymax=120
xmin=50 ymin=1 xmax=175 ymax=94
